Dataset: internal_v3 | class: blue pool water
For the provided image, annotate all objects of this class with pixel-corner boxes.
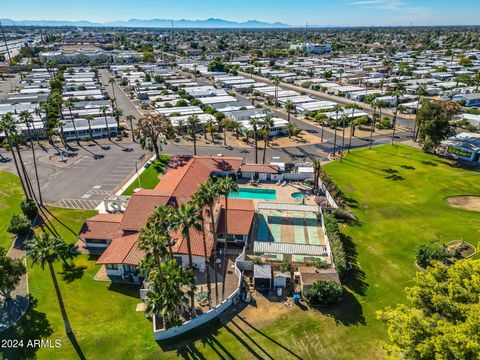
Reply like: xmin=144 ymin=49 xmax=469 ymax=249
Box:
xmin=229 ymin=188 xmax=277 ymax=200
xmin=291 ymin=192 xmax=305 ymax=200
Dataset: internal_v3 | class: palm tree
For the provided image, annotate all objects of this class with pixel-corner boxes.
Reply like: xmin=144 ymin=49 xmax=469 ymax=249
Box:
xmin=145 ymin=260 xmax=195 ymax=329
xmin=126 ymin=114 xmax=136 ymax=142
xmin=332 ymin=104 xmax=342 ymax=157
xmin=108 ymin=77 xmax=117 ymax=107
xmin=26 ymin=233 xmax=73 ymax=334
xmin=138 ymin=221 xmax=168 ymax=267
xmin=230 ymin=121 xmax=241 ymax=140
xmin=191 ymin=190 xmax=214 ymax=309
xmin=113 ymin=108 xmax=123 ymax=126
xmin=0 ymin=113 xmax=29 ymax=198
xmin=248 ymin=118 xmax=260 ymax=163
xmin=19 ymin=111 xmax=43 ymax=204
xmin=195 ymin=178 xmax=221 ymax=304
xmin=84 ymin=115 xmax=94 ymax=141
xmin=286 ymin=122 xmax=295 ymax=139
xmin=173 ymin=203 xmax=202 ymax=316
xmin=220 ymin=118 xmax=231 ymax=146
xmin=391 ymin=90 xmax=402 ymax=145
xmin=100 ymin=105 xmax=111 ymax=140
xmin=206 ymin=118 xmax=216 ymax=143
xmin=187 ymin=115 xmax=200 ymax=155
xmin=412 ymin=85 xmax=426 ymax=142
xmin=284 ymin=100 xmax=295 ymax=122
xmin=273 ymin=76 xmax=280 ymax=108
xmin=346 ymin=104 xmax=361 ymax=153
xmin=370 ymin=101 xmax=378 ymax=149
xmin=217 ymin=177 xmax=238 ymax=301
xmin=64 ymin=98 xmax=79 ymax=143
xmin=312 ymin=158 xmax=321 ymax=191
xmin=261 ymin=116 xmax=274 ymax=164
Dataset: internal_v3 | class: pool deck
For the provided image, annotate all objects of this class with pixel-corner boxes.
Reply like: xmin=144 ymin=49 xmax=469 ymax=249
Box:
xmin=236 ymin=179 xmax=317 ymax=207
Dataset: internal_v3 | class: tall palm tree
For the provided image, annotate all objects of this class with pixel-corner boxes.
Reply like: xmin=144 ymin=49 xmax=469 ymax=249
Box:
xmin=84 ymin=115 xmax=94 ymax=141
xmin=187 ymin=115 xmax=199 ymax=156
xmin=64 ymin=98 xmax=79 ymax=143
xmin=261 ymin=116 xmax=274 ymax=164
xmin=230 ymin=121 xmax=241 ymax=140
xmin=0 ymin=113 xmax=29 ymax=198
xmin=248 ymin=118 xmax=260 ymax=164
xmin=26 ymin=233 xmax=73 ymax=334
xmin=412 ymin=85 xmax=426 ymax=142
xmin=108 ymin=77 xmax=117 ymax=107
xmin=100 ymin=105 xmax=111 ymax=140
xmin=370 ymin=101 xmax=378 ymax=149
xmin=191 ymin=190 xmax=214 ymax=309
xmin=113 ymin=108 xmax=123 ymax=126
xmin=196 ymin=178 xmax=221 ymax=304
xmin=126 ymin=114 xmax=136 ymax=142
xmin=217 ymin=177 xmax=238 ymax=301
xmin=332 ymin=104 xmax=342 ymax=157
xmin=346 ymin=104 xmax=362 ymax=153
xmin=220 ymin=118 xmax=231 ymax=146
xmin=19 ymin=111 xmax=43 ymax=205
xmin=145 ymin=260 xmax=195 ymax=329
xmin=312 ymin=158 xmax=322 ymax=191
xmin=391 ymin=90 xmax=402 ymax=145
xmin=173 ymin=203 xmax=202 ymax=316
xmin=138 ymin=221 xmax=168 ymax=267
xmin=284 ymin=100 xmax=295 ymax=122
xmin=273 ymin=76 xmax=280 ymax=108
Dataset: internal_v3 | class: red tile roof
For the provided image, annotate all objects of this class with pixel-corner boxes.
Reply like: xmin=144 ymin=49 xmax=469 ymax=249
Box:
xmin=79 ymin=214 xmax=123 ymax=240
xmin=96 ymin=233 xmax=144 ymax=265
xmin=216 ymin=199 xmax=255 ymax=236
xmin=241 ymin=164 xmax=279 ymax=174
xmin=119 ymin=189 xmax=171 ymax=231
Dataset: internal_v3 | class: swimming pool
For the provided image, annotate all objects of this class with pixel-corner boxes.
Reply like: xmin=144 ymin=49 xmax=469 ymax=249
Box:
xmin=229 ymin=188 xmax=277 ymax=200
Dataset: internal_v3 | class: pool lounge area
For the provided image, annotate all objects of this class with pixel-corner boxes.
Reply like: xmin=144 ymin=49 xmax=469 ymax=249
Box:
xmin=229 ymin=187 xmax=277 ymax=200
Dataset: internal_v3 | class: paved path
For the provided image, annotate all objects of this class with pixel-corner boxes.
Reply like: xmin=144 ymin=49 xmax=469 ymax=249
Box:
xmin=99 ymin=69 xmax=142 ymax=128
xmin=0 ymin=74 xmax=20 ymax=98
xmin=0 ymin=235 xmax=29 ymax=333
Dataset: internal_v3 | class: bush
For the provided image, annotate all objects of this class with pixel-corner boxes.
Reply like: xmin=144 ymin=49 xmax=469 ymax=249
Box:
xmin=323 ymin=213 xmax=347 ymax=275
xmin=305 ymin=280 xmax=343 ymax=305
xmin=416 ymin=244 xmax=447 ymax=268
xmin=20 ymin=198 xmax=38 ymax=219
xmin=7 ymin=214 xmax=32 ymax=236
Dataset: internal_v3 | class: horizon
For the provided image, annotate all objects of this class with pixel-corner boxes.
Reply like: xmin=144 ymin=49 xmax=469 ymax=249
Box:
xmin=2 ymin=0 xmax=480 ymax=27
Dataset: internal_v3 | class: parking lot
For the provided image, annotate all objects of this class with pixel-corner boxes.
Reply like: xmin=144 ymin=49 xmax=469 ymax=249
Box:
xmin=0 ymin=141 xmax=148 ymax=210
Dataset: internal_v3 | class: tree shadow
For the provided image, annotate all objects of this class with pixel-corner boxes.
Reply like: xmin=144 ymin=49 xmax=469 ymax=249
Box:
xmin=0 ymin=296 xmax=53 ymax=360
xmin=40 ymin=206 xmax=78 ymax=236
xmin=340 ymin=233 xmax=368 ymax=297
xmin=310 ymin=289 xmax=366 ymax=326
xmin=59 ymin=262 xmax=87 ymax=283
xmin=107 ymin=283 xmax=141 ymax=299
xmin=384 ymin=174 xmax=405 ymax=181
xmin=400 ymin=165 xmax=415 ymax=170
xmin=420 ymin=160 xmax=437 ymax=167
xmin=67 ymin=331 xmax=86 ymax=360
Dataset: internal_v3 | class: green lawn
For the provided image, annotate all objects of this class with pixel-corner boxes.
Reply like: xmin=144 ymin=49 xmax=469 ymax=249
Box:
xmin=0 ymin=171 xmax=24 ymax=250
xmin=2 ymin=145 xmax=480 ymax=359
xmin=122 ymin=155 xmax=170 ymax=196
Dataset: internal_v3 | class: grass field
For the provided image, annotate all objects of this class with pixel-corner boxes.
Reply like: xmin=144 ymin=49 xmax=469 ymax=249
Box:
xmin=122 ymin=155 xmax=170 ymax=196
xmin=1 ymin=144 xmax=480 ymax=359
xmin=0 ymin=171 xmax=24 ymax=250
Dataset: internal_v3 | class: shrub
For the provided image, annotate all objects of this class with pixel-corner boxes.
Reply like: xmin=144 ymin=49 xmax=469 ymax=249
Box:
xmin=305 ymin=280 xmax=343 ymax=305
xmin=323 ymin=213 xmax=347 ymax=275
xmin=7 ymin=214 xmax=32 ymax=236
xmin=416 ymin=244 xmax=447 ymax=268
xmin=20 ymin=198 xmax=38 ymax=219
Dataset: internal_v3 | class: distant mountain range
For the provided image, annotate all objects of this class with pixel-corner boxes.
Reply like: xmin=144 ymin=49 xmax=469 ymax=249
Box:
xmin=0 ymin=17 xmax=292 ymax=29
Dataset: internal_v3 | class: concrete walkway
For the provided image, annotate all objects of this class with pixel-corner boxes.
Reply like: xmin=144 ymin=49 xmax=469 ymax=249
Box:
xmin=0 ymin=235 xmax=29 ymax=333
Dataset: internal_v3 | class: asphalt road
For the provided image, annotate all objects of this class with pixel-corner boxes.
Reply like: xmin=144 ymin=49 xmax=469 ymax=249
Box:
xmin=99 ymin=69 xmax=142 ymax=126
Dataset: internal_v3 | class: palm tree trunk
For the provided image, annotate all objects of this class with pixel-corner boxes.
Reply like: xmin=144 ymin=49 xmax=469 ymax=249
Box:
xmin=103 ymin=114 xmax=110 ymax=140
xmin=348 ymin=109 xmax=355 ymax=153
xmin=184 ymin=235 xmax=196 ymax=316
xmin=15 ymin=142 xmax=34 ymax=199
xmin=69 ymin=108 xmax=79 ymax=143
xmin=48 ymin=261 xmax=73 ymax=334
xmin=254 ymin=131 xmax=258 ymax=164
xmin=223 ymin=128 xmax=227 ymax=146
xmin=262 ymin=137 xmax=267 ymax=164
xmin=26 ymin=125 xmax=43 ymax=205
xmin=201 ymin=221 xmax=212 ymax=309
xmin=209 ymin=206 xmax=219 ymax=306
xmin=193 ymin=133 xmax=197 ymax=156
xmin=333 ymin=123 xmax=338 ymax=156
xmin=221 ymin=197 xmax=229 ymax=301
xmin=6 ymin=133 xmax=29 ymax=198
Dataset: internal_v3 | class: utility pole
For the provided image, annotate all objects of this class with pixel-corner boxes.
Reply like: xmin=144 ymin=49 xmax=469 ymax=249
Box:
xmin=0 ymin=20 xmax=13 ymax=64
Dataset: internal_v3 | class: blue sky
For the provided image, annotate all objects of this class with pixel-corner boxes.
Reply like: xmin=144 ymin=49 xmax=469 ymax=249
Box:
xmin=3 ymin=0 xmax=480 ymax=26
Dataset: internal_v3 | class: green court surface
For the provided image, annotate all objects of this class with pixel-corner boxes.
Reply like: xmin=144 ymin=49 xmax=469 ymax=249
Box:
xmin=256 ymin=210 xmax=323 ymax=245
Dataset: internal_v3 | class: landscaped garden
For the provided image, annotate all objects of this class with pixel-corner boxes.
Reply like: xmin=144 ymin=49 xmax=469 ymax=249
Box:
xmin=1 ymin=143 xmax=480 ymax=359
xmin=122 ymin=154 xmax=170 ymax=196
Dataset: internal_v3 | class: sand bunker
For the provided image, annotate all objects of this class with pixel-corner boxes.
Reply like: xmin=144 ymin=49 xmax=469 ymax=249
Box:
xmin=446 ymin=195 xmax=480 ymax=212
